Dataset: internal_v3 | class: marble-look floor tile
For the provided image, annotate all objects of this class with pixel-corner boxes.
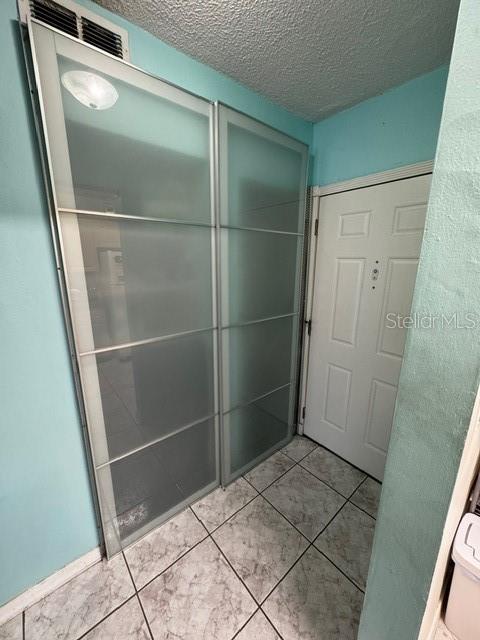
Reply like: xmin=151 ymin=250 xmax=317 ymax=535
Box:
xmin=263 ymin=465 xmax=345 ymax=540
xmin=192 ymin=478 xmax=257 ymax=532
xmin=263 ymin=546 xmax=363 ymax=640
xmin=0 ymin=615 xmax=22 ymax=640
xmin=82 ymin=597 xmax=150 ymax=639
xmin=24 ymin=555 xmax=133 ymax=640
xmin=212 ymin=496 xmax=308 ymax=603
xmin=300 ymin=446 xmax=366 ymax=497
xmin=125 ymin=508 xmax=207 ymax=588
xmin=140 ymin=538 xmax=255 ymax=640
xmin=282 ymin=435 xmax=317 ymax=462
xmin=235 ymin=610 xmax=280 ymax=640
xmin=350 ymin=477 xmax=382 ymax=518
xmin=244 ymin=451 xmax=294 ymax=492
xmin=314 ymin=502 xmax=375 ymax=589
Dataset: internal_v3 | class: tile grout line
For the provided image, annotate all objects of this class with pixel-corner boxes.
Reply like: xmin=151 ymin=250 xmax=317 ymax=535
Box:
xmin=258 ymin=490 xmax=319 ymax=546
xmin=257 ymin=469 xmax=367 ymax=600
xmin=133 ymin=519 xmax=210 ymax=593
xmin=218 ymin=490 xmax=318 ymax=609
xmin=17 ymin=439 xmax=372 ymax=640
xmin=255 ymin=451 xmax=349 ymax=543
xmin=121 ymin=551 xmax=155 ymax=640
xmin=75 ymin=594 xmax=139 ymax=640
xmin=190 ymin=487 xmax=306 ymax=639
xmin=258 ymin=606 xmax=285 ymax=640
xmin=189 ymin=506 xmax=288 ymax=639
xmin=244 ymin=455 xmax=296 ymax=493
xmin=210 ymin=472 xmax=331 ymax=614
xmin=244 ymin=446 xmax=369 ymax=596
xmin=135 ymin=594 xmax=155 ymax=640
xmin=116 ymin=487 xmax=263 ymax=600
xmin=127 ymin=445 xmax=371 ymax=630
xmin=96 ymin=442 xmax=368 ymax=638
xmin=307 ymin=439 xmax=379 ymax=482
xmin=229 ymin=607 xmax=260 ymax=640
xmin=158 ymin=442 xmax=367 ymax=629
xmin=261 ymin=460 xmax=346 ymax=500
xmin=260 ymin=540 xmax=314 ymax=605
xmin=346 ymin=472 xmax=378 ymax=519
xmin=198 ymin=488 xmax=261 ymax=536
xmin=209 ymin=533 xmax=280 ymax=630
xmin=282 ymin=444 xmax=319 ymax=465
xmin=347 ymin=499 xmax=377 ymax=521
xmin=314 ymin=548 xmax=366 ymax=594
xmin=283 ymin=440 xmax=367 ymax=501
xmin=256 ymin=496 xmax=349 ymax=607
xmin=298 ymin=458 xmax=366 ymax=499
xmin=307 ymin=480 xmax=375 ymax=593
xmin=244 ymin=444 xmax=349 ymax=504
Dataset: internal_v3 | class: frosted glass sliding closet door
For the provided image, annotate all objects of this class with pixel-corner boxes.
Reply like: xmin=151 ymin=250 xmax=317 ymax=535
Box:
xmin=28 ymin=20 xmax=218 ymax=556
xmin=217 ymin=106 xmax=308 ymax=482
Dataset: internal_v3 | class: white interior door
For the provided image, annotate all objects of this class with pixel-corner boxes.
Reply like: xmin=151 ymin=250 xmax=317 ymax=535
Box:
xmin=304 ymin=174 xmax=431 ymax=480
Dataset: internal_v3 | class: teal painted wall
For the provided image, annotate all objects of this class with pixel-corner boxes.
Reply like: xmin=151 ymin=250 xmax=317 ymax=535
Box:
xmin=0 ymin=0 xmax=311 ymax=606
xmin=359 ymin=1 xmax=480 ymax=638
xmin=312 ymin=66 xmax=448 ymax=186
xmin=0 ymin=1 xmax=99 ymax=606
xmin=78 ymin=0 xmax=312 ymax=147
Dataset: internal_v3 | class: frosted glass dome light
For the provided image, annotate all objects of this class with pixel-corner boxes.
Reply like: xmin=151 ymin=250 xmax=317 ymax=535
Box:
xmin=61 ymin=70 xmax=118 ymax=110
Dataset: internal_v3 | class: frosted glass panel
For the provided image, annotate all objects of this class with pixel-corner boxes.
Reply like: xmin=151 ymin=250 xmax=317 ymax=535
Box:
xmin=222 ymin=228 xmax=301 ymax=324
xmin=30 ymin=21 xmax=218 ymax=557
xmin=226 ymin=385 xmax=291 ymax=475
xmin=223 ymin=122 xmax=305 ymax=232
xmin=99 ymin=418 xmax=217 ymax=547
xmin=86 ymin=331 xmax=215 ymax=464
xmin=62 ymin=214 xmax=213 ymax=351
xmin=223 ymin=316 xmax=296 ymax=408
xmin=219 ymin=106 xmax=307 ymax=482
xmin=57 ymin=55 xmax=211 ymax=221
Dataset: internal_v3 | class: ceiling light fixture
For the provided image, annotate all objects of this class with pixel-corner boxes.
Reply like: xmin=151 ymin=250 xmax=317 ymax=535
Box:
xmin=61 ymin=70 xmax=118 ymax=110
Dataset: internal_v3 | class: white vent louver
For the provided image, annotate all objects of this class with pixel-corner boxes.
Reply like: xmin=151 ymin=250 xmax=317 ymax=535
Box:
xmin=18 ymin=0 xmax=129 ymax=60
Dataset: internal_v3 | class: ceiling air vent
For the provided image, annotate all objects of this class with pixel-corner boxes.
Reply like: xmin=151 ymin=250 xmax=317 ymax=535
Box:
xmin=81 ymin=17 xmax=123 ymax=59
xmin=30 ymin=0 xmax=78 ymax=38
xmin=18 ymin=0 xmax=129 ymax=60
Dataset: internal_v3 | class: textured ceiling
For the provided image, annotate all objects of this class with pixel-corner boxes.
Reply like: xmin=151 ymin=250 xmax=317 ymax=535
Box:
xmin=93 ymin=0 xmax=460 ymax=122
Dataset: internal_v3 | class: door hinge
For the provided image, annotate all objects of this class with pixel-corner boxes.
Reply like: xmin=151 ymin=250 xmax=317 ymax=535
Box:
xmin=305 ymin=318 xmax=312 ymax=335
xmin=314 ymin=218 xmax=318 ymax=236
xmin=302 ymin=406 xmax=306 ymax=420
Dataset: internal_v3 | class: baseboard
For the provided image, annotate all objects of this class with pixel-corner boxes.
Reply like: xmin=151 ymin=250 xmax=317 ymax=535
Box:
xmin=422 ymin=599 xmax=443 ymax=640
xmin=0 ymin=546 xmax=101 ymax=627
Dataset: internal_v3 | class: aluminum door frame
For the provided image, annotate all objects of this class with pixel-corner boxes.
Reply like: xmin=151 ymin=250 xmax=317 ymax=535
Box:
xmin=23 ymin=17 xmax=220 ymax=557
xmin=22 ymin=15 xmax=310 ymax=555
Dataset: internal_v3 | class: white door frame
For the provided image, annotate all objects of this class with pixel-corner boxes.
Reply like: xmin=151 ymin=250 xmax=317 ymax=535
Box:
xmin=297 ymin=160 xmax=434 ymax=436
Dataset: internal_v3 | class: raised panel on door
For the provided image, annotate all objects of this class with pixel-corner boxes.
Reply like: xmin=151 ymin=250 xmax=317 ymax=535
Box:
xmin=377 ymin=258 xmax=420 ymax=359
xmin=331 ymin=258 xmax=365 ymax=346
xmin=324 ymin=364 xmax=353 ymax=431
xmin=305 ymin=174 xmax=431 ymax=480
xmin=365 ymin=379 xmax=397 ymax=454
